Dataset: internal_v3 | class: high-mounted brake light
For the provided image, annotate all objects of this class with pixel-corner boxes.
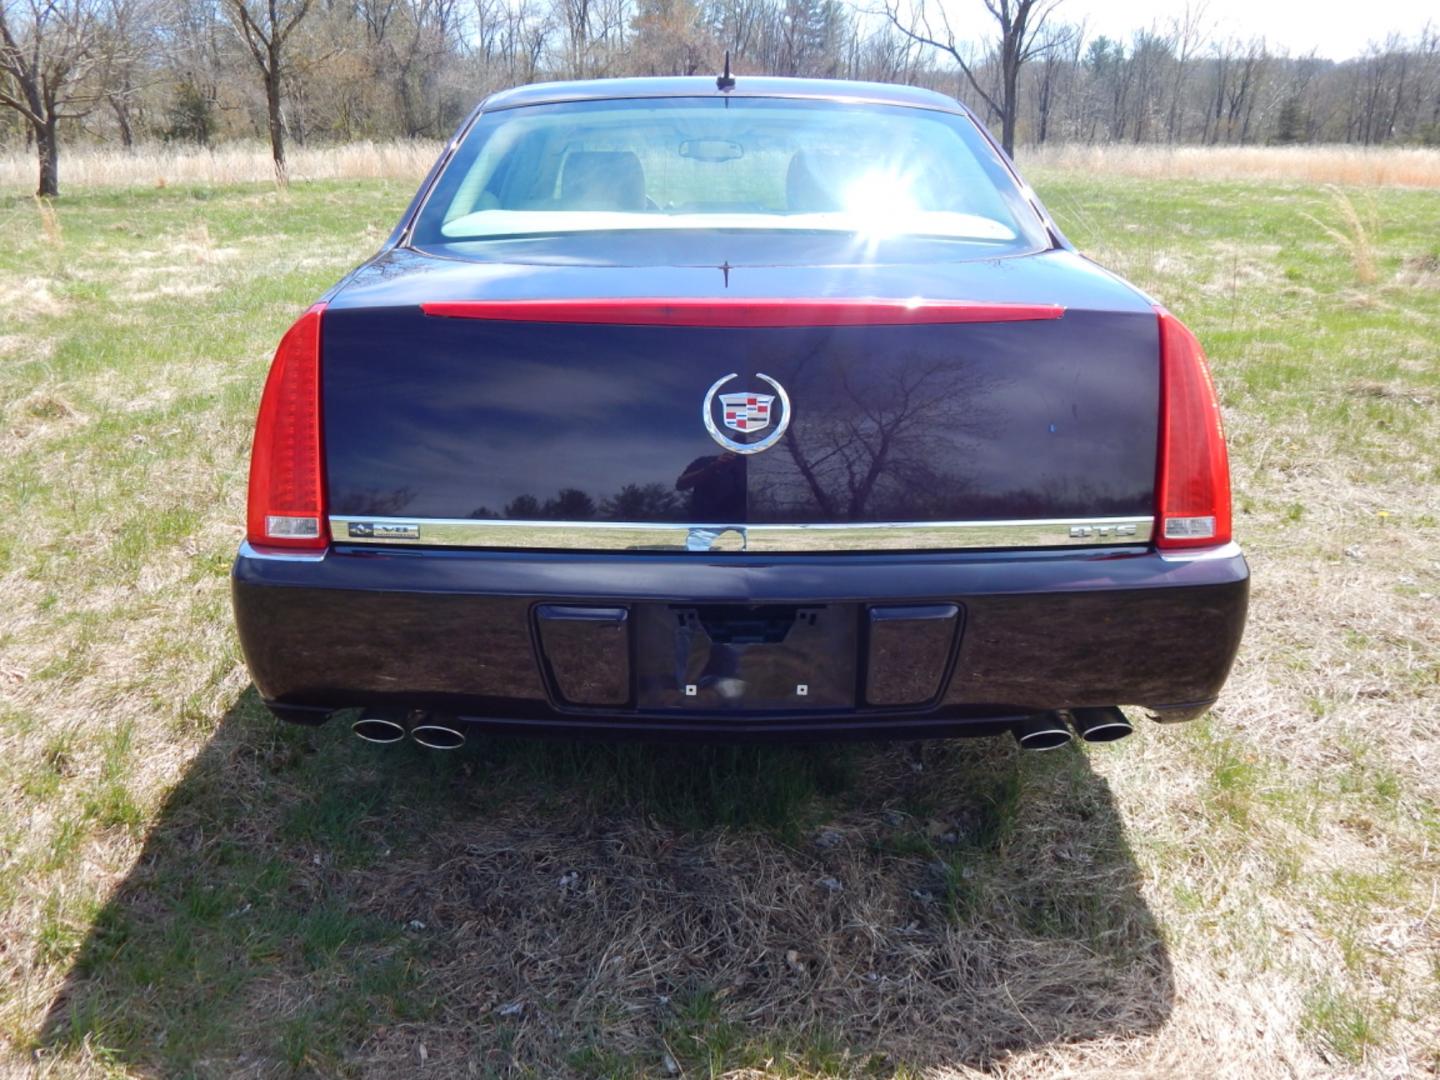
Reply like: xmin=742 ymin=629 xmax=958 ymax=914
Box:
xmin=421 ymin=298 xmax=1065 ymax=327
xmin=246 ymin=304 xmax=328 ymax=551
xmin=1155 ymin=307 xmax=1231 ymax=550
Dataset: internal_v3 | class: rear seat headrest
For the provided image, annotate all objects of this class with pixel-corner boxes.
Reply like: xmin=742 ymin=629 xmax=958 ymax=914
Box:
xmin=560 ymin=151 xmax=646 ymax=211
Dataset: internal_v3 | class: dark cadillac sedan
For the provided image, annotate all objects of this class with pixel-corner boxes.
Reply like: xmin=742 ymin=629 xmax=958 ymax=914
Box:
xmin=232 ymin=76 xmax=1247 ymax=751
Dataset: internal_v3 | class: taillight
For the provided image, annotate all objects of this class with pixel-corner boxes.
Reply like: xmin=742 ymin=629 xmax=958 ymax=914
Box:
xmin=1155 ymin=307 xmax=1232 ymax=549
xmin=246 ymin=303 xmax=328 ymax=550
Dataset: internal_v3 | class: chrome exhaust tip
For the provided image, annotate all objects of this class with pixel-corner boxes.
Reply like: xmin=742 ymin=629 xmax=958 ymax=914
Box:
xmin=1012 ymin=713 xmax=1073 ymax=751
xmin=352 ymin=709 xmax=407 ymax=745
xmin=411 ymin=716 xmax=466 ymax=751
xmin=1069 ymin=706 xmax=1133 ymax=743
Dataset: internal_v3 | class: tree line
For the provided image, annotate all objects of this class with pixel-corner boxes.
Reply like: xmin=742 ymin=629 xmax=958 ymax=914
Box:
xmin=3 ymin=0 xmax=1438 ymax=195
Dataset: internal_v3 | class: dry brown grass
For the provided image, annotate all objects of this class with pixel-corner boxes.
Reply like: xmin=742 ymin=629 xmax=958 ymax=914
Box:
xmin=338 ymin=745 xmax=1174 ymax=1077
xmin=1026 ymin=144 xmax=1440 ymax=188
xmin=32 ymin=197 xmax=62 ymax=245
xmin=1301 ymin=186 xmax=1381 ymax=284
xmin=5 ymin=141 xmax=1438 ymax=194
xmin=0 ymin=140 xmax=442 ymax=191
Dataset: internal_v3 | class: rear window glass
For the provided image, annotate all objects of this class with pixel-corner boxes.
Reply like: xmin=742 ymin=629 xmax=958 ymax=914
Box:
xmin=409 ymin=96 xmax=1048 ymax=254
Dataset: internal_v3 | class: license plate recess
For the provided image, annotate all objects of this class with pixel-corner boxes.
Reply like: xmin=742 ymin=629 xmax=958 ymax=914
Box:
xmin=634 ymin=603 xmax=857 ymax=711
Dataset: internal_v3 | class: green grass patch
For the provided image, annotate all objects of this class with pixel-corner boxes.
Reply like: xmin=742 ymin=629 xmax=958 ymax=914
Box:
xmin=1301 ymin=983 xmax=1394 ymax=1065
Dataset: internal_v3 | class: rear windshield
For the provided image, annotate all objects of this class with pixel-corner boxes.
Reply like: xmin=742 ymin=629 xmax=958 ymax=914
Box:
xmin=409 ymin=96 xmax=1049 ymax=255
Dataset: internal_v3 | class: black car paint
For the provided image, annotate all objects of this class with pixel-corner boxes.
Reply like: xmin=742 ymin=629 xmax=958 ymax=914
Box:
xmin=232 ymin=544 xmax=1248 ymax=738
xmin=234 ymin=77 xmax=1249 ymax=740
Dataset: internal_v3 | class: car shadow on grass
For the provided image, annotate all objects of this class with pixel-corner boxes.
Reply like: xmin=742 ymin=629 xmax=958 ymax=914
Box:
xmin=39 ymin=687 xmax=1172 ymax=1076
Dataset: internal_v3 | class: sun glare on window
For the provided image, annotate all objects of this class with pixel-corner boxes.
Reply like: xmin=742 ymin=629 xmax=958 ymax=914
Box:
xmin=842 ymin=170 xmax=923 ymax=239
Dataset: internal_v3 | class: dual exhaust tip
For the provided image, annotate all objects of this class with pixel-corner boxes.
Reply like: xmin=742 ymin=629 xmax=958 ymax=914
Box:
xmin=352 ymin=709 xmax=466 ymax=751
xmin=1013 ymin=707 xmax=1133 ymax=751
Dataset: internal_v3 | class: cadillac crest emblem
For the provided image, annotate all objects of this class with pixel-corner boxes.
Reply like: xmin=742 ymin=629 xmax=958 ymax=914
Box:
xmin=719 ymin=391 xmax=773 ymax=433
xmin=702 ymin=373 xmax=791 ymax=454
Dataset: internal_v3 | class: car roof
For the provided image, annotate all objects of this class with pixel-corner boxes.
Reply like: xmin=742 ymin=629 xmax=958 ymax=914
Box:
xmin=480 ymin=76 xmax=965 ymax=114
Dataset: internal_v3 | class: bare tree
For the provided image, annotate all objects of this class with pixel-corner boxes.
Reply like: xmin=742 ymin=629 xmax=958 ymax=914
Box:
xmin=469 ymin=0 xmax=548 ymax=86
xmin=707 ymin=0 xmax=764 ymax=61
xmin=221 ymin=0 xmax=317 ymax=184
xmin=884 ymin=0 xmax=1066 ymax=155
xmin=777 ymin=353 xmax=999 ymax=521
xmin=1028 ymin=18 xmax=1075 ymax=143
xmin=95 ymin=0 xmax=157 ymax=148
xmin=360 ymin=0 xmax=455 ymax=135
xmin=157 ymin=0 xmax=222 ymax=143
xmin=1223 ymin=37 xmax=1269 ymax=144
xmin=629 ymin=0 xmax=711 ymax=76
xmin=851 ymin=19 xmax=919 ymax=83
xmin=0 ymin=0 xmax=107 ymax=195
xmin=556 ymin=0 xmax=627 ymax=76
xmin=4 ymin=0 xmax=1436 ymax=153
xmin=1126 ymin=28 xmax=1168 ymax=142
xmin=1164 ymin=2 xmax=1206 ymax=141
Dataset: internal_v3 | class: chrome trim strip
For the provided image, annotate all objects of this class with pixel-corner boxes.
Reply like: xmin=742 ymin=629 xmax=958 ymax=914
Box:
xmin=237 ymin=540 xmax=328 ymax=562
xmin=328 ymin=516 xmax=1154 ymax=553
xmin=1157 ymin=541 xmax=1244 ymax=563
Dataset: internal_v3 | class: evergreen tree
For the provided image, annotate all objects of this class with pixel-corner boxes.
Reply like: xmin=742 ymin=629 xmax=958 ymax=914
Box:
xmin=1271 ymin=95 xmax=1308 ymax=144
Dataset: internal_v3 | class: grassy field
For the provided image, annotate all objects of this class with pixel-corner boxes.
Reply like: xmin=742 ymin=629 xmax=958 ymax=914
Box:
xmin=3 ymin=142 xmax=1439 ymax=192
xmin=0 ymin=159 xmax=1437 ymax=1078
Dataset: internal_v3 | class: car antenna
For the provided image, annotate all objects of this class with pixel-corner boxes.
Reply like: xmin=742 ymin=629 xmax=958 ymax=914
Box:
xmin=717 ymin=51 xmax=736 ymax=92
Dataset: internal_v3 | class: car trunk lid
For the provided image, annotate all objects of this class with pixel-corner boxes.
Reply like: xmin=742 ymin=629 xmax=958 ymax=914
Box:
xmin=322 ymin=249 xmax=1160 ymax=549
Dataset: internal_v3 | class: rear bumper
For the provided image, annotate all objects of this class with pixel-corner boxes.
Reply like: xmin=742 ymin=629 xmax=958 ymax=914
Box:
xmin=231 ymin=541 xmax=1248 ymax=740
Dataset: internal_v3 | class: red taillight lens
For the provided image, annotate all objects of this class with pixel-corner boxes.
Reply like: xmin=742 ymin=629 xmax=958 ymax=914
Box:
xmin=246 ymin=304 xmax=328 ymax=550
xmin=1155 ymin=307 xmax=1232 ymax=550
